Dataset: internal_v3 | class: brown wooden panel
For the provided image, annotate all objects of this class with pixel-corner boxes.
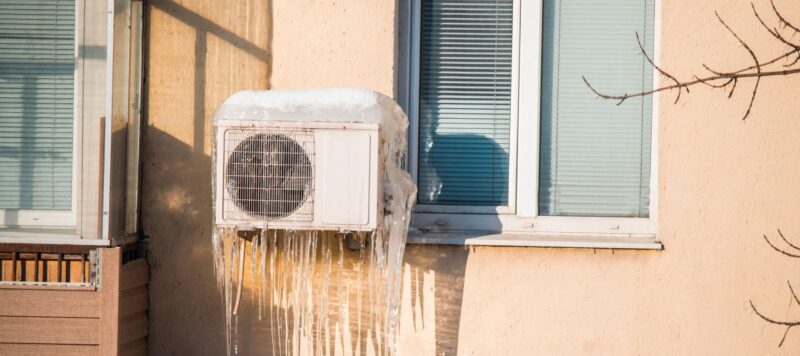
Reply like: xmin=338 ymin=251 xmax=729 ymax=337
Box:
xmin=119 ymin=312 xmax=148 ymax=345
xmin=0 ymin=316 xmax=99 ymax=345
xmin=120 ymin=258 xmax=148 ymax=291
xmin=1 ymin=260 xmax=9 ymax=281
xmin=120 ymin=285 xmax=148 ymax=318
xmin=100 ymin=247 xmax=121 ymax=355
xmin=0 ymin=288 xmax=100 ymax=318
xmin=0 ymin=343 xmax=99 ymax=356
xmin=119 ymin=338 xmax=147 ymax=356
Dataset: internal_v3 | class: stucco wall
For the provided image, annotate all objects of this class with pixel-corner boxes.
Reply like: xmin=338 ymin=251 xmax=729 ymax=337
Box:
xmin=142 ymin=1 xmax=270 ymax=354
xmin=143 ymin=0 xmax=800 ymax=355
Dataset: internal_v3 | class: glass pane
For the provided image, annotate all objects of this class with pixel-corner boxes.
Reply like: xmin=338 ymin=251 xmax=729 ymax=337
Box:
xmin=0 ymin=0 xmax=75 ymax=210
xmin=538 ymin=0 xmax=654 ymax=217
xmin=418 ymin=0 xmax=513 ymax=206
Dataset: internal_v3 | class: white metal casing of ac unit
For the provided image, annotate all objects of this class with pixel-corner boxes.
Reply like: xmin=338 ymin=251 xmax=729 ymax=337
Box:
xmin=214 ymin=120 xmax=382 ymax=232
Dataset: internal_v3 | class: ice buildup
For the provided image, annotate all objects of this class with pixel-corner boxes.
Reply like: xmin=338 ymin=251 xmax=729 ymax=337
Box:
xmin=211 ymin=88 xmax=417 ymax=356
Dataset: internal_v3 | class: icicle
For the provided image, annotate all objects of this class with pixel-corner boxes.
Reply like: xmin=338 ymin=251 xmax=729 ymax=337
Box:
xmin=212 ymin=89 xmax=417 ymax=355
xmin=259 ymin=228 xmax=267 ymax=321
xmin=269 ymin=230 xmax=277 ymax=356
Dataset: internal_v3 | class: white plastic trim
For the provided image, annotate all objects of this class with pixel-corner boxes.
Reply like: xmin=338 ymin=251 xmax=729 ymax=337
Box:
xmin=408 ymin=231 xmax=662 ymax=250
xmin=0 ymin=231 xmax=110 ymax=246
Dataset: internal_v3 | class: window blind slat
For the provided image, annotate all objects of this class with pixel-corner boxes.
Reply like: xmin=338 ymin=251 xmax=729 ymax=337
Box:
xmin=0 ymin=0 xmax=75 ymax=210
xmin=418 ymin=0 xmax=512 ymax=206
xmin=538 ymin=0 xmax=654 ymax=217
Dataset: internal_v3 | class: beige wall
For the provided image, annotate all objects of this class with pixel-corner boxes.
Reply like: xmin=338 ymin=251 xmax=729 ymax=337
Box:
xmin=143 ymin=0 xmax=800 ymax=354
xmin=143 ymin=1 xmax=269 ymax=354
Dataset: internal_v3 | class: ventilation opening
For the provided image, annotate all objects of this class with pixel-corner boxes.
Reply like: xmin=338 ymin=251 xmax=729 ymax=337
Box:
xmin=224 ymin=131 xmax=314 ymax=221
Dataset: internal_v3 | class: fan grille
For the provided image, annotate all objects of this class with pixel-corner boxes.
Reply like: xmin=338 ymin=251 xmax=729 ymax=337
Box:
xmin=223 ymin=129 xmax=314 ymax=221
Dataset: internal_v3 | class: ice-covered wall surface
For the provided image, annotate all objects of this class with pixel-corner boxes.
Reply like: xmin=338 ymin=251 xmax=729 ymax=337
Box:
xmin=212 ymin=88 xmax=417 ymax=355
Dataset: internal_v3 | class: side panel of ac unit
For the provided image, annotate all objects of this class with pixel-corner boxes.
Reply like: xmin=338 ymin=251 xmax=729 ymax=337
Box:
xmin=316 ymin=129 xmax=380 ymax=230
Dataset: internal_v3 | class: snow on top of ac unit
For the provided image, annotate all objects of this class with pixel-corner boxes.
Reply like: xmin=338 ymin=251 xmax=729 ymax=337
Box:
xmin=223 ymin=87 xmax=378 ymax=113
xmin=213 ymin=87 xmax=394 ymax=125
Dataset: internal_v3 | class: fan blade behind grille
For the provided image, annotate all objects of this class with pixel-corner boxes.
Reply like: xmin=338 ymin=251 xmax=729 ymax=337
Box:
xmin=226 ymin=132 xmax=313 ymax=219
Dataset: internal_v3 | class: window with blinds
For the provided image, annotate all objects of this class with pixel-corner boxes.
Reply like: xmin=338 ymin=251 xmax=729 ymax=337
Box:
xmin=0 ymin=0 xmax=75 ymax=211
xmin=417 ymin=0 xmax=513 ymax=206
xmin=538 ymin=0 xmax=654 ymax=217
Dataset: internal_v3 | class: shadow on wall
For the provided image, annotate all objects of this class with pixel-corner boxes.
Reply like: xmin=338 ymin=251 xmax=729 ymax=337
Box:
xmin=230 ymin=238 xmax=476 ymax=356
xmin=142 ymin=0 xmax=476 ymax=355
xmin=141 ymin=0 xmax=271 ymax=354
xmin=141 ymin=127 xmax=225 ymax=354
xmin=400 ymin=244 xmax=470 ymax=355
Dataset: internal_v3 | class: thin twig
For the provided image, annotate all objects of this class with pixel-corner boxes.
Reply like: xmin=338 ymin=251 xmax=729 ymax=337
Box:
xmin=715 ymin=11 xmax=761 ymax=120
xmin=583 ymin=4 xmax=800 ymax=120
xmin=750 ymin=300 xmax=800 ymax=347
xmin=694 ymin=75 xmax=733 ymax=89
xmin=635 ymin=32 xmax=685 ymax=103
xmin=771 ymin=0 xmax=800 ymax=34
xmin=763 ymin=234 xmax=800 ymax=258
xmin=731 ymin=49 xmax=797 ymax=74
xmin=703 ymin=63 xmax=727 ymax=76
xmin=777 ymin=229 xmax=800 ymax=252
xmin=750 ymin=301 xmax=800 ymax=326
xmin=786 ymin=52 xmax=800 ymax=67
xmin=729 ymin=78 xmax=739 ymax=98
xmin=752 ymin=3 xmax=800 ymax=50
xmin=582 ymin=67 xmax=800 ymax=103
xmin=788 ymin=281 xmax=800 ymax=306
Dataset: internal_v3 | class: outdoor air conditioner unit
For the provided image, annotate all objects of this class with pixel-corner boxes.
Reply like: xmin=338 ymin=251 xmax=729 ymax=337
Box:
xmin=214 ymin=119 xmax=381 ymax=232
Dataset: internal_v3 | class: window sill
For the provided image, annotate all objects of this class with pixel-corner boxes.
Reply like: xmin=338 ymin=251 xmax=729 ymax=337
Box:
xmin=407 ymin=231 xmax=663 ymax=250
xmin=0 ymin=228 xmax=109 ymax=246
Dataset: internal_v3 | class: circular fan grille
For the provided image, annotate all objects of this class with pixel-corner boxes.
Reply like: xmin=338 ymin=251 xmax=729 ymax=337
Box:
xmin=226 ymin=133 xmax=313 ymax=219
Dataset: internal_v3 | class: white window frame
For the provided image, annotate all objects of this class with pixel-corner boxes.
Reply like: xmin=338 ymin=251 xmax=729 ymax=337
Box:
xmin=0 ymin=0 xmax=141 ymax=247
xmin=401 ymin=0 xmax=661 ymax=241
xmin=0 ymin=0 xmax=83 ymax=228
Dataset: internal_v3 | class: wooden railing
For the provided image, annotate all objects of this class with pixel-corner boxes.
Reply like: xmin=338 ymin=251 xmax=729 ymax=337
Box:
xmin=0 ymin=247 xmax=148 ymax=356
xmin=0 ymin=244 xmax=95 ymax=284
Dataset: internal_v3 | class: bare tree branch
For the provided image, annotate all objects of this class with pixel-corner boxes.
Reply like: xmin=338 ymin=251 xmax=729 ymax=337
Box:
xmin=777 ymin=229 xmax=800 ymax=252
xmin=762 ymin=233 xmax=800 ymax=258
xmin=635 ymin=32 xmax=685 ymax=103
xmin=752 ymin=228 xmax=800 ymax=347
xmin=730 ymin=49 xmax=797 ymax=73
xmin=786 ymin=52 xmax=800 ymax=67
xmin=771 ymin=0 xmax=800 ymax=34
xmin=750 ymin=300 xmax=800 ymax=347
xmin=583 ymin=2 xmax=800 ymax=120
xmin=729 ymin=78 xmax=739 ymax=98
xmin=701 ymin=63 xmax=727 ymax=76
xmin=582 ymin=67 xmax=800 ymax=104
xmin=788 ymin=281 xmax=800 ymax=307
xmin=693 ymin=75 xmax=733 ymax=89
xmin=752 ymin=3 xmax=800 ymax=51
xmin=714 ymin=11 xmax=761 ymax=120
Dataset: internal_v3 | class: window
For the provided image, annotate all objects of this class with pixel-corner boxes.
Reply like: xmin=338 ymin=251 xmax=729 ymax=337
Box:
xmin=0 ymin=0 xmax=142 ymax=243
xmin=400 ymin=0 xmax=659 ymax=240
xmin=0 ymin=0 xmax=77 ymax=227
